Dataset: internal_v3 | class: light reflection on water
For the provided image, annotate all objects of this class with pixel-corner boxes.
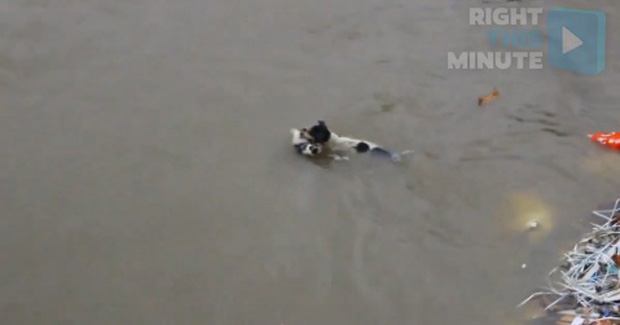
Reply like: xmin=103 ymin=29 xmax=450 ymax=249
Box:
xmin=506 ymin=192 xmax=554 ymax=245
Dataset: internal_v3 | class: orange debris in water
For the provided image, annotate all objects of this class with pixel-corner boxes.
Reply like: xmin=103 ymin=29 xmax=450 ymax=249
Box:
xmin=478 ymin=88 xmax=499 ymax=106
xmin=589 ymin=132 xmax=620 ymax=151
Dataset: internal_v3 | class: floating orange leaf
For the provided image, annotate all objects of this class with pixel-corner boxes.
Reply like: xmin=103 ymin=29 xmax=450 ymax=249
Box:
xmin=478 ymin=88 xmax=499 ymax=106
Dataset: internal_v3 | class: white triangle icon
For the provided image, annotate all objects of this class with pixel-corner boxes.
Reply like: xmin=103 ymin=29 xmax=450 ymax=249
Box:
xmin=562 ymin=26 xmax=583 ymax=54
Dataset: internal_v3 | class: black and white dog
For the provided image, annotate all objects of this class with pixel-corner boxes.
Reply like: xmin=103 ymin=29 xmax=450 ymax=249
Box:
xmin=292 ymin=120 xmax=410 ymax=161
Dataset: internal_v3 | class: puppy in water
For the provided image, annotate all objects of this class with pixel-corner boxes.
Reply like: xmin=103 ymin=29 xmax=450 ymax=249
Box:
xmin=306 ymin=120 xmax=410 ymax=162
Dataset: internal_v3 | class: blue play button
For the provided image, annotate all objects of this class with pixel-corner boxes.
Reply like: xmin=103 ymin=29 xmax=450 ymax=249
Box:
xmin=547 ymin=8 xmax=606 ymax=75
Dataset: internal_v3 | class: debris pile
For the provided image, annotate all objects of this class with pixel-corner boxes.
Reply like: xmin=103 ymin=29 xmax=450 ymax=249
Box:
xmin=520 ymin=199 xmax=620 ymax=325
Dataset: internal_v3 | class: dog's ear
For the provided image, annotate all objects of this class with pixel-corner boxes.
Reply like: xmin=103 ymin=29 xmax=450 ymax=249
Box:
xmin=308 ymin=120 xmax=331 ymax=143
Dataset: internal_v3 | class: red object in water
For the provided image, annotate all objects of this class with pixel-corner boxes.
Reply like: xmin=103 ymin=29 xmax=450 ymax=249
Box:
xmin=589 ymin=132 xmax=620 ymax=150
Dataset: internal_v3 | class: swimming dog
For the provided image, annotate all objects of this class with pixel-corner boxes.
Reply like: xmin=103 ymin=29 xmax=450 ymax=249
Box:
xmin=306 ymin=120 xmax=407 ymax=161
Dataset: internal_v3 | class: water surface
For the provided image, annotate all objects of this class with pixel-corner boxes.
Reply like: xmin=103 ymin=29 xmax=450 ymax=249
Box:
xmin=1 ymin=0 xmax=619 ymax=324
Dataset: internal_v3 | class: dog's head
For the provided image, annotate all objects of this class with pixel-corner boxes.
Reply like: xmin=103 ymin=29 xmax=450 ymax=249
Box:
xmin=291 ymin=128 xmax=322 ymax=156
xmin=301 ymin=143 xmax=321 ymax=156
xmin=307 ymin=120 xmax=331 ymax=144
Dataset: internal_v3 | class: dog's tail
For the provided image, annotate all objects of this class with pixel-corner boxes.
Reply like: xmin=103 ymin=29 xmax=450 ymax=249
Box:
xmin=370 ymin=148 xmax=413 ymax=162
xmin=394 ymin=150 xmax=414 ymax=162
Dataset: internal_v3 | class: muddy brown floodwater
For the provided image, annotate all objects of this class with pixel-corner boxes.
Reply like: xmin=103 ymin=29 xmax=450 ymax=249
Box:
xmin=1 ymin=0 xmax=619 ymax=324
